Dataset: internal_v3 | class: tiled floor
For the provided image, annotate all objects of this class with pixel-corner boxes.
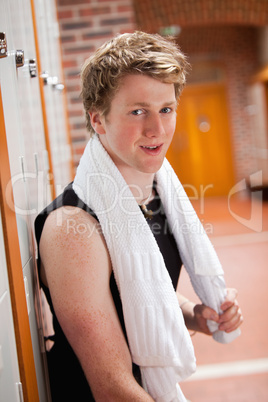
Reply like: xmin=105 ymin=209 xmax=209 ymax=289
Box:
xmin=178 ymin=193 xmax=268 ymax=401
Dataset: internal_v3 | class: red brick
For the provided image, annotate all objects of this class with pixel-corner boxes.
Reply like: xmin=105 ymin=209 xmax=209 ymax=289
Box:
xmin=117 ymin=5 xmax=133 ymax=12
xmin=100 ymin=17 xmax=131 ymax=26
xmin=68 ymin=110 xmax=84 ymax=117
xmin=82 ymin=30 xmax=113 ymax=40
xmin=62 ymin=60 xmax=78 ymax=68
xmin=57 ymin=10 xmax=74 ymax=19
xmin=64 ymin=45 xmax=94 ymax=55
xmin=70 ymin=97 xmax=82 ymax=104
xmin=57 ymin=0 xmax=89 ymax=6
xmin=66 ymin=84 xmax=81 ymax=92
xmin=60 ymin=35 xmax=76 ymax=44
xmin=73 ymin=145 xmax=87 ymax=156
xmin=71 ymin=123 xmax=86 ymax=132
xmin=79 ymin=6 xmax=111 ymax=17
xmin=62 ymin=21 xmax=92 ymax=30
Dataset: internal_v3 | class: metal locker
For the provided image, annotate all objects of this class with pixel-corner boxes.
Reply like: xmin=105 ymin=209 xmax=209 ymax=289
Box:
xmin=0 ymin=210 xmax=21 ymax=402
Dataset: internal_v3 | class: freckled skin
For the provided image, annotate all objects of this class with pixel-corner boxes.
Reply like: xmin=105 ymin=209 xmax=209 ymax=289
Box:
xmin=40 ymin=206 xmax=154 ymax=400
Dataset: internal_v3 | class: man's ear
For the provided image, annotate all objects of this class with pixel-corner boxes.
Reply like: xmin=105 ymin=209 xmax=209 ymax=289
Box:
xmin=88 ymin=111 xmax=106 ymax=135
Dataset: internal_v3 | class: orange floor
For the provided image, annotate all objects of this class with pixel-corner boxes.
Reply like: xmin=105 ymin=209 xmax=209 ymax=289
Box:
xmin=178 ymin=192 xmax=268 ymax=401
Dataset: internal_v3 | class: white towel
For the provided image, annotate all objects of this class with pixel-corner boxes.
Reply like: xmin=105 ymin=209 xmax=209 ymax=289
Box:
xmin=73 ymin=134 xmax=240 ymax=401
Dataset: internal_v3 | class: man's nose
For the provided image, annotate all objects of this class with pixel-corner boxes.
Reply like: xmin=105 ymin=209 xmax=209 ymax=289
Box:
xmin=144 ymin=114 xmax=164 ymax=137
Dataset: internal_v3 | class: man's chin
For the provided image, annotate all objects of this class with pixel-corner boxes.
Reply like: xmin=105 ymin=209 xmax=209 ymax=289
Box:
xmin=139 ymin=161 xmax=165 ymax=175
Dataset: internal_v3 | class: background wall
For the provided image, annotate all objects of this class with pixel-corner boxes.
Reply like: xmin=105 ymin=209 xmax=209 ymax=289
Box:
xmin=56 ymin=0 xmax=135 ymax=166
xmin=55 ymin=0 xmax=268 ymax=189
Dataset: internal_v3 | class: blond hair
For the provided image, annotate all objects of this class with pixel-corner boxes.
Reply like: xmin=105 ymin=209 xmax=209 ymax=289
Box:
xmin=81 ymin=31 xmax=190 ymax=135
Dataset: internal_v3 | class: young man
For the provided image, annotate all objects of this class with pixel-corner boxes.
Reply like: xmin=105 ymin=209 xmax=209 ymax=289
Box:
xmin=35 ymin=31 xmax=243 ymax=401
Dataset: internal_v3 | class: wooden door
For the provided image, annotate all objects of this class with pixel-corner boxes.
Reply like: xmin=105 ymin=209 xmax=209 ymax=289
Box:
xmin=167 ymin=83 xmax=234 ymax=197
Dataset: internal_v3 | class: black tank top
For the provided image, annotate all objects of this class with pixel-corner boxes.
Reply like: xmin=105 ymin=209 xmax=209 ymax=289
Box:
xmin=35 ymin=183 xmax=182 ymax=401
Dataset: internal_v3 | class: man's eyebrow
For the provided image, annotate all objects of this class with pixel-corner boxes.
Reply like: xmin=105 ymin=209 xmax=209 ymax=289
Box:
xmin=126 ymin=101 xmax=177 ymax=107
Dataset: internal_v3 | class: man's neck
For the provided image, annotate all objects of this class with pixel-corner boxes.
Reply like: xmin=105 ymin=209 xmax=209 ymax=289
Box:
xmin=119 ymin=168 xmax=155 ymax=205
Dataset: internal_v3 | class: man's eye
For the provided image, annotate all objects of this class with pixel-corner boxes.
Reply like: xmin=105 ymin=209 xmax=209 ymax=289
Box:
xmin=161 ymin=107 xmax=172 ymax=113
xmin=131 ymin=109 xmax=143 ymax=115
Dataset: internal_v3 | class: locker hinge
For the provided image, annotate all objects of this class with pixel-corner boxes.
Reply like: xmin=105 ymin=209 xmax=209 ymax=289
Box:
xmin=41 ymin=71 xmax=65 ymax=91
xmin=16 ymin=50 xmax=24 ymax=68
xmin=0 ymin=33 xmax=24 ymax=68
xmin=29 ymin=59 xmax=37 ymax=77
xmin=0 ymin=32 xmax=7 ymax=58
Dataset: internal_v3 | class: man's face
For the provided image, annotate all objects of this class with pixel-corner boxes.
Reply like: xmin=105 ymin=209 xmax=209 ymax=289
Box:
xmin=91 ymin=74 xmax=177 ymax=176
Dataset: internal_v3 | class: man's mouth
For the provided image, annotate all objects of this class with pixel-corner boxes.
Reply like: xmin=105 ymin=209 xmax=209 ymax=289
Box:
xmin=140 ymin=144 xmax=163 ymax=155
xmin=141 ymin=145 xmax=159 ymax=150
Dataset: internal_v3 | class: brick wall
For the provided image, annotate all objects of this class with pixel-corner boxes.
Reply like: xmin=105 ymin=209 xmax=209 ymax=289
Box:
xmin=56 ymin=0 xmax=136 ymax=166
xmin=133 ymin=0 xmax=268 ymax=31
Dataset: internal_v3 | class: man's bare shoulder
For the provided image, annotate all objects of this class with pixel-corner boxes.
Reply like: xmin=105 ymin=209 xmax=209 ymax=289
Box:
xmin=39 ymin=206 xmax=111 ymax=283
xmin=43 ymin=205 xmax=100 ymax=238
xmin=40 ymin=206 xmax=104 ymax=250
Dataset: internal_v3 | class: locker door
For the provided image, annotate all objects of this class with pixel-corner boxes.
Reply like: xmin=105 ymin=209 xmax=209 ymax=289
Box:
xmin=0 ymin=0 xmax=52 ymax=400
xmin=0 ymin=83 xmax=40 ymax=401
xmin=33 ymin=0 xmax=73 ymax=194
xmin=0 ymin=210 xmax=21 ymax=402
xmin=0 ymin=0 xmax=51 ymax=265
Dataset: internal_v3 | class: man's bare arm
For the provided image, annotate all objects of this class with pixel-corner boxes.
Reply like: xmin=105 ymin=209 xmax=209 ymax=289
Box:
xmin=40 ymin=207 xmax=153 ymax=401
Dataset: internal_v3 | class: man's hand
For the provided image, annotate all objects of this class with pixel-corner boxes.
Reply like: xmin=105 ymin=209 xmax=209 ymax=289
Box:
xmin=193 ymin=288 xmax=243 ymax=335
